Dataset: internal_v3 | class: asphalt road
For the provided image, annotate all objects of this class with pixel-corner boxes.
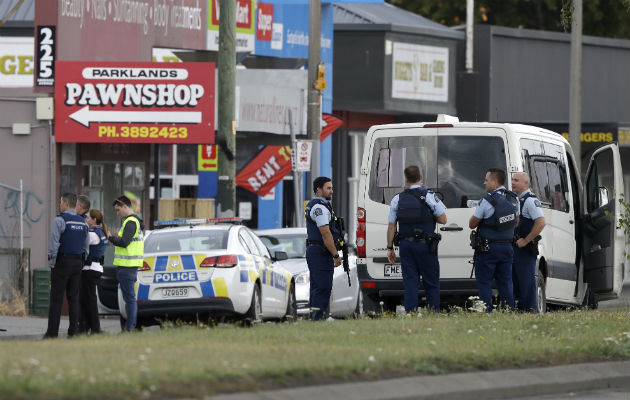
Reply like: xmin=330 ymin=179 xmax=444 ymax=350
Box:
xmin=599 ymin=281 xmax=630 ymax=310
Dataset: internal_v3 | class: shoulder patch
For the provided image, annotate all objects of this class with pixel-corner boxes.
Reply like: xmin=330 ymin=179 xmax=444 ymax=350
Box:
xmin=534 ymin=200 xmax=542 ymax=207
xmin=314 ymin=207 xmax=323 ymax=216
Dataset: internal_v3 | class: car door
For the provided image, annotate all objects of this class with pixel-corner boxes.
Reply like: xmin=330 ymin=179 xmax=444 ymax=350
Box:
xmin=249 ymin=230 xmax=289 ymax=315
xmin=239 ymin=228 xmax=280 ymax=314
xmin=582 ymin=144 xmax=625 ymax=300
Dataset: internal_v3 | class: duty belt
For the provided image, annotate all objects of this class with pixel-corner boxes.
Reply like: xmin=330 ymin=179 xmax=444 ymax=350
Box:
xmin=306 ymin=239 xmax=325 ymax=247
xmin=399 ymin=234 xmax=428 ymax=243
xmin=487 ymin=239 xmax=513 ymax=243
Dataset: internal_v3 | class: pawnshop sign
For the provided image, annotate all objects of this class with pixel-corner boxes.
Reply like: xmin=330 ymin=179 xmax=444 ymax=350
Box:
xmin=54 ymin=61 xmax=215 ymax=143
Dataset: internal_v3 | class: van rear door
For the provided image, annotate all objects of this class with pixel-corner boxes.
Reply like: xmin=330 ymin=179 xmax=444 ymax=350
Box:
xmin=435 ymin=127 xmax=510 ymax=278
xmin=582 ymin=144 xmax=625 ymax=300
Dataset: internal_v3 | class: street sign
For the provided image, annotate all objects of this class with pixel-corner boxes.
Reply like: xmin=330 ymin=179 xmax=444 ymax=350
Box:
xmin=54 ymin=61 xmax=215 ymax=143
xmin=198 ymin=145 xmax=218 ymax=171
xmin=295 ymin=140 xmax=313 ymax=171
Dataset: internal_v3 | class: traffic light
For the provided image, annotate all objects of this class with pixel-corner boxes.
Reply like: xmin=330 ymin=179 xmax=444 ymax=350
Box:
xmin=313 ymin=61 xmax=326 ymax=91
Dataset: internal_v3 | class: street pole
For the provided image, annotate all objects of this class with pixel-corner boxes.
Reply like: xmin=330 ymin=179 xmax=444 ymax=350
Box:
xmin=466 ymin=0 xmax=474 ymax=73
xmin=306 ymin=0 xmax=321 ymax=196
xmin=217 ymin=0 xmax=237 ymax=217
xmin=569 ymin=0 xmax=583 ymax=174
xmin=288 ymin=110 xmax=302 ymax=227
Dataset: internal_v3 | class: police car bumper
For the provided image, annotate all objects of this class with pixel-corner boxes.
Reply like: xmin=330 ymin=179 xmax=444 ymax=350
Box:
xmin=357 ymin=263 xmax=479 ymax=299
xmin=137 ymin=297 xmax=235 ymax=317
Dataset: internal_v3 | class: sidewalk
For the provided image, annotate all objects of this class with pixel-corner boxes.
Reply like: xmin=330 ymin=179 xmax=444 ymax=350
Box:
xmin=206 ymin=360 xmax=630 ymax=400
xmin=0 ymin=315 xmax=122 ymax=340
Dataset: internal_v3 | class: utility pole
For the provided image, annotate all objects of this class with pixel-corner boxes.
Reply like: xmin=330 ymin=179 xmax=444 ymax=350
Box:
xmin=306 ymin=0 xmax=321 ymax=195
xmin=569 ymin=0 xmax=583 ymax=174
xmin=217 ymin=0 xmax=236 ymax=217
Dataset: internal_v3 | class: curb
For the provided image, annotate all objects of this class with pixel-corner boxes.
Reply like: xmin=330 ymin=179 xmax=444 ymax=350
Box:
xmin=205 ymin=360 xmax=630 ymax=400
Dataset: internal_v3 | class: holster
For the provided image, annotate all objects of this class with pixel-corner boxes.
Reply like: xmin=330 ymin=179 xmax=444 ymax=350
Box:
xmin=525 ymin=235 xmax=541 ymax=257
xmin=427 ymin=233 xmax=442 ymax=253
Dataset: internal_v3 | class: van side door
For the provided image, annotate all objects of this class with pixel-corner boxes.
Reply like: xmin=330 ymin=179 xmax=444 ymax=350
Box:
xmin=582 ymin=144 xmax=625 ymax=300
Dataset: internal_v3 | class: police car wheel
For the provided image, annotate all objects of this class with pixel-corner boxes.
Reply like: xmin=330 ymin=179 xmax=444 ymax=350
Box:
xmin=283 ymin=283 xmax=298 ymax=322
xmin=535 ymin=273 xmax=547 ymax=314
xmin=244 ymin=284 xmax=262 ymax=325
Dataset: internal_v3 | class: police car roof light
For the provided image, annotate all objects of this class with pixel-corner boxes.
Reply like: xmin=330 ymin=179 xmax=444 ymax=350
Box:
xmin=154 ymin=217 xmax=243 ymax=228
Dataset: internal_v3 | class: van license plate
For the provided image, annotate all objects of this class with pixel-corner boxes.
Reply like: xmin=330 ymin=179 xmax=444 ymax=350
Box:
xmin=384 ymin=264 xmax=402 ymax=277
xmin=162 ymin=288 xmax=189 ymax=298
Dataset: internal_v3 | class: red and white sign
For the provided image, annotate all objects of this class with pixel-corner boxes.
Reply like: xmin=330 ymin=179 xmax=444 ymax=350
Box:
xmin=294 ymin=140 xmax=313 ymax=172
xmin=256 ymin=3 xmax=274 ymax=41
xmin=236 ymin=146 xmax=292 ymax=197
xmin=54 ymin=61 xmax=215 ymax=144
xmin=212 ymin=0 xmax=253 ymax=29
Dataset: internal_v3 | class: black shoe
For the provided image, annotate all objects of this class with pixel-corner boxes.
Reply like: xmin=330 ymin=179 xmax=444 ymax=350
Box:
xmin=42 ymin=333 xmax=57 ymax=340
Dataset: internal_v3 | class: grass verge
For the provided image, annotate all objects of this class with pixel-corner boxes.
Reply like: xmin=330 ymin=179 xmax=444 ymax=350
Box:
xmin=1 ymin=308 xmax=629 ymax=399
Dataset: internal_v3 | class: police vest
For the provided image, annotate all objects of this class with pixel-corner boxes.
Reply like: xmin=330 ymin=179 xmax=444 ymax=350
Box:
xmin=479 ymin=189 xmax=518 ymax=241
xmin=396 ymin=188 xmax=436 ymax=237
xmin=87 ymin=226 xmax=108 ymax=263
xmin=113 ymin=215 xmax=144 ymax=267
xmin=57 ymin=213 xmax=88 ymax=255
xmin=305 ymin=198 xmax=340 ymax=242
xmin=516 ymin=192 xmax=537 ymax=239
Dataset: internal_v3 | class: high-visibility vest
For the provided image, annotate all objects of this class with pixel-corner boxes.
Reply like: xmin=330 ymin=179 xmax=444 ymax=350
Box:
xmin=113 ymin=215 xmax=144 ymax=267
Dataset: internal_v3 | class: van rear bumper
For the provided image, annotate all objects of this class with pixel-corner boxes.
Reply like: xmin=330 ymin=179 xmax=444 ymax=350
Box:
xmin=357 ymin=263 xmax=479 ymax=299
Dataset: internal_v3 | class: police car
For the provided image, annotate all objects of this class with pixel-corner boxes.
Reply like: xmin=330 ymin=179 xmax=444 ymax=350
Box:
xmin=118 ymin=218 xmax=297 ymax=327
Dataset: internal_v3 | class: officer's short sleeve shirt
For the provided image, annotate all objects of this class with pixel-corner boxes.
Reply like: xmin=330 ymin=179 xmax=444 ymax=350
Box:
xmin=387 ymin=185 xmax=447 ymax=223
xmin=310 ymin=199 xmax=332 ymax=227
xmin=473 ymin=186 xmax=520 ymax=219
xmin=520 ymin=189 xmax=544 ymax=220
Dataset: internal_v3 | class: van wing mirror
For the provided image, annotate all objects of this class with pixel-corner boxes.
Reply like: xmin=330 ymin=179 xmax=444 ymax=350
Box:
xmin=597 ymin=186 xmax=609 ymax=208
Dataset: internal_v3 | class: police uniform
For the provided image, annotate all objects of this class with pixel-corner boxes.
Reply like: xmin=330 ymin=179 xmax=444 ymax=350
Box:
xmin=79 ymin=226 xmax=108 ymax=334
xmin=473 ymin=186 xmax=520 ymax=312
xmin=388 ymin=185 xmax=446 ymax=312
xmin=513 ymin=189 xmax=544 ymax=312
xmin=45 ymin=210 xmax=89 ymax=338
xmin=305 ymin=197 xmax=340 ymax=320
xmin=110 ymin=214 xmax=144 ymax=331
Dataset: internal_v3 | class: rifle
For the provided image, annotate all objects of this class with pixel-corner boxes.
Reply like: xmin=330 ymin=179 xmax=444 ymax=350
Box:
xmin=335 ymin=216 xmax=351 ymax=287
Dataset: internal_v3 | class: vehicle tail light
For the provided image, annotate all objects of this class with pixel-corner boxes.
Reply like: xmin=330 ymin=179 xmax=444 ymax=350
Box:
xmin=362 ymin=281 xmax=376 ymax=289
xmin=423 ymin=123 xmax=453 ymax=128
xmin=138 ymin=261 xmax=151 ymax=271
xmin=200 ymin=257 xmax=216 ymax=268
xmin=215 ymin=255 xmax=238 ymax=268
xmin=356 ymin=207 xmax=366 ymax=258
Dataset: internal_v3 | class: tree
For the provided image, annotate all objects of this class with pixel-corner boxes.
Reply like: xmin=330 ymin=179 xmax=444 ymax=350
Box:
xmin=387 ymin=0 xmax=630 ymax=39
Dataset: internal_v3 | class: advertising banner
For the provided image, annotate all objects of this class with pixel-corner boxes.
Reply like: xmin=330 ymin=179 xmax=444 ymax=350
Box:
xmin=207 ymin=0 xmax=256 ymax=52
xmin=54 ymin=61 xmax=215 ymax=144
xmin=236 ymin=145 xmax=292 ymax=196
xmin=0 ymin=37 xmax=34 ymax=87
xmin=391 ymin=42 xmax=449 ymax=103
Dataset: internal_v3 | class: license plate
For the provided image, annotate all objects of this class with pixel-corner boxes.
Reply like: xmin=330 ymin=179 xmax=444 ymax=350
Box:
xmin=384 ymin=264 xmax=402 ymax=277
xmin=162 ymin=287 xmax=189 ymax=298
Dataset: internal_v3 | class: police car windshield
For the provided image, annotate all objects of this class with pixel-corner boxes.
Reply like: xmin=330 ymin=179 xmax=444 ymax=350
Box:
xmin=258 ymin=233 xmax=307 ymax=259
xmin=144 ymin=230 xmax=229 ymax=253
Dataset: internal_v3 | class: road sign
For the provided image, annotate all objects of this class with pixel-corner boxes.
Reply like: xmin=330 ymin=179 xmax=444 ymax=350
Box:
xmin=295 ymin=140 xmax=313 ymax=171
xmin=54 ymin=61 xmax=215 ymax=144
xmin=198 ymin=145 xmax=218 ymax=171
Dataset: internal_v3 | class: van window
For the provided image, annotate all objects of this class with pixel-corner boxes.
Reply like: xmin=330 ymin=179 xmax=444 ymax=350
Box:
xmin=369 ymin=136 xmax=438 ymax=204
xmin=436 ymin=136 xmax=507 ymax=208
xmin=586 ymin=149 xmax=615 ymax=212
xmin=546 ymin=161 xmax=569 ymax=212
xmin=532 ymin=160 xmax=551 ymax=204
xmin=369 ymin=134 xmax=507 ymax=208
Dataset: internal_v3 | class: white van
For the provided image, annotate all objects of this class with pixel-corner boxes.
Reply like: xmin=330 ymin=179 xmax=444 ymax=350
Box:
xmin=355 ymin=116 xmax=625 ymax=313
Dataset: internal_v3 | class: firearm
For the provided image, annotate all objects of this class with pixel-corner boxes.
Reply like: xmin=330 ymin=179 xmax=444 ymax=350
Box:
xmin=335 ymin=216 xmax=351 ymax=287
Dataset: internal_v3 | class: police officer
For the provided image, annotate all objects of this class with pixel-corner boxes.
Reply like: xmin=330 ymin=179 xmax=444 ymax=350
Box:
xmin=305 ymin=177 xmax=342 ymax=320
xmin=75 ymin=194 xmax=90 ymax=218
xmin=44 ymin=193 xmax=90 ymax=339
xmin=511 ymin=172 xmax=546 ymax=312
xmin=469 ymin=168 xmax=519 ymax=312
xmin=109 ymin=195 xmax=144 ymax=331
xmin=386 ymin=166 xmax=447 ymax=313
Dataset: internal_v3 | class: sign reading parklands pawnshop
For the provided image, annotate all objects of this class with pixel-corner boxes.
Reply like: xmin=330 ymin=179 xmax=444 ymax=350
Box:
xmin=54 ymin=61 xmax=215 ymax=144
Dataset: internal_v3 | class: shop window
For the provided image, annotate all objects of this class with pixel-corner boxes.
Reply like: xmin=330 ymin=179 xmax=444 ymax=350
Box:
xmin=177 ymin=144 xmax=198 ymax=175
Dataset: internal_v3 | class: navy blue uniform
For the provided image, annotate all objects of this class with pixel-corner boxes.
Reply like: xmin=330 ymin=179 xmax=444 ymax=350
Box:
xmin=45 ymin=210 xmax=89 ymax=338
xmin=389 ymin=186 xmax=446 ymax=312
xmin=513 ymin=190 xmax=544 ymax=312
xmin=473 ymin=187 xmax=519 ymax=312
xmin=305 ymin=197 xmax=341 ymax=320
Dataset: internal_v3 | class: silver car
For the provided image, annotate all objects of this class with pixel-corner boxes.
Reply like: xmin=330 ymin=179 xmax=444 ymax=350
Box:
xmin=256 ymin=227 xmax=362 ymax=318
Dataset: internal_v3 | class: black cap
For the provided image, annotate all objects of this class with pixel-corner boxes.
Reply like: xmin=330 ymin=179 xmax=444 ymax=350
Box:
xmin=113 ymin=195 xmax=132 ymax=207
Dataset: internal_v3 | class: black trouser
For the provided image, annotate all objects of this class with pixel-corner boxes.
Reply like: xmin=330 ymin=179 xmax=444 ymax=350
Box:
xmin=79 ymin=269 xmax=103 ymax=334
xmin=45 ymin=254 xmax=83 ymax=338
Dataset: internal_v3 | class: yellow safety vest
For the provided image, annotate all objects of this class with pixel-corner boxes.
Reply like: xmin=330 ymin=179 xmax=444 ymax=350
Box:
xmin=113 ymin=215 xmax=144 ymax=267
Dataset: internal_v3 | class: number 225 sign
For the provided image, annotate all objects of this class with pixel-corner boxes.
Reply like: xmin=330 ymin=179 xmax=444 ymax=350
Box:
xmin=36 ymin=26 xmax=55 ymax=87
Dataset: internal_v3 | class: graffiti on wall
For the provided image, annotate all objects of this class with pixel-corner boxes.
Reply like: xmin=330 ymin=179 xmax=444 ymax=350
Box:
xmin=0 ymin=188 xmax=44 ymax=248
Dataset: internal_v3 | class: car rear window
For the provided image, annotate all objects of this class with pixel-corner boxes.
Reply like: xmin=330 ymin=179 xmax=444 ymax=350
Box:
xmin=369 ymin=134 xmax=507 ymax=208
xmin=144 ymin=230 xmax=228 ymax=253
